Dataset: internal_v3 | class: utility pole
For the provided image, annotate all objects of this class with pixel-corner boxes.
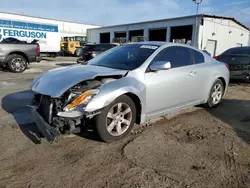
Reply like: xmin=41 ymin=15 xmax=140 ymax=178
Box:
xmin=193 ymin=0 xmax=202 ymax=48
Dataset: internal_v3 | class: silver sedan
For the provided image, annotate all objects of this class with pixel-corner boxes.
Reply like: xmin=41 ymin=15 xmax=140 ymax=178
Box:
xmin=30 ymin=42 xmax=230 ymax=143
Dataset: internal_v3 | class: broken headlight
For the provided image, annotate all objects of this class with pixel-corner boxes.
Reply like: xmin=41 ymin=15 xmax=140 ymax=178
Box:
xmin=63 ymin=89 xmax=99 ymax=112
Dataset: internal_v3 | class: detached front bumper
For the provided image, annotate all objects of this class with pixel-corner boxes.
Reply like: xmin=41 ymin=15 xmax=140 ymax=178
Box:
xmin=32 ymin=109 xmax=59 ymax=142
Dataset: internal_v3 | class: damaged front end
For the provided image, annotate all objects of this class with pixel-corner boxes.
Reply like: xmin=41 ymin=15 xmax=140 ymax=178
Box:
xmin=30 ymin=76 xmax=121 ymax=142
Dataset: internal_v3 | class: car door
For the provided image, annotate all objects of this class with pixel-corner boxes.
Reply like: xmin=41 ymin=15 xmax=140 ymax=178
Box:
xmin=189 ymin=48 xmax=211 ymax=101
xmin=144 ymin=46 xmax=202 ymax=117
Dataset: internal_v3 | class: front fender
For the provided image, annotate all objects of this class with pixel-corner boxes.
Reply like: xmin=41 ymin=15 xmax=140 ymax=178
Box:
xmin=85 ymin=76 xmax=145 ymax=112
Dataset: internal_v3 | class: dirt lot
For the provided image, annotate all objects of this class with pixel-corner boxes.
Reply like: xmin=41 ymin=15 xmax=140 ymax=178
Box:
xmin=0 ymin=62 xmax=250 ymax=188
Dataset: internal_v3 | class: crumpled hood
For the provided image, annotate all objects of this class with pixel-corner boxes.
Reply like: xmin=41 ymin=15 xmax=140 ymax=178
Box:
xmin=30 ymin=64 xmax=127 ymax=97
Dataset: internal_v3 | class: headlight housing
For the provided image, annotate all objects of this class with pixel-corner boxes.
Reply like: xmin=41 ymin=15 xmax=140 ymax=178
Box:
xmin=63 ymin=89 xmax=99 ymax=112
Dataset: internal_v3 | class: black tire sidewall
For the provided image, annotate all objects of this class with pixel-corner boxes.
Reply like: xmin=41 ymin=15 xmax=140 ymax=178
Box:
xmin=207 ymin=79 xmax=224 ymax=108
xmin=95 ymin=95 xmax=136 ymax=143
xmin=7 ymin=54 xmax=27 ymax=73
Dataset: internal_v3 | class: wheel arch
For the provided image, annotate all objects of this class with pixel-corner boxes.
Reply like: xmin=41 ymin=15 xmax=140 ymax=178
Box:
xmin=85 ymin=87 xmax=144 ymax=123
xmin=205 ymin=76 xmax=227 ymax=102
xmin=85 ymin=76 xmax=145 ymax=123
xmin=124 ymin=92 xmax=142 ymax=124
xmin=217 ymin=77 xmax=226 ymax=94
xmin=7 ymin=51 xmax=29 ymax=63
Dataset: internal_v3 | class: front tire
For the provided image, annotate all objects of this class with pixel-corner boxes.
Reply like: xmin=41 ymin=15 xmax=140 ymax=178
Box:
xmin=95 ymin=95 xmax=136 ymax=143
xmin=7 ymin=54 xmax=27 ymax=73
xmin=205 ymin=79 xmax=224 ymax=108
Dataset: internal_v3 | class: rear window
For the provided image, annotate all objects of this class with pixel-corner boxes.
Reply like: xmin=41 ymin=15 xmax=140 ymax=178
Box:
xmin=94 ymin=44 xmax=117 ymax=51
xmin=190 ymin=49 xmax=205 ymax=64
xmin=222 ymin=47 xmax=250 ymax=55
xmin=82 ymin=45 xmax=95 ymax=51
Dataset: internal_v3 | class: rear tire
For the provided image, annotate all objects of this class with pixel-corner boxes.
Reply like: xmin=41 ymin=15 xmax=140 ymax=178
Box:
xmin=204 ymin=79 xmax=224 ymax=108
xmin=7 ymin=54 xmax=27 ymax=73
xmin=95 ymin=95 xmax=136 ymax=143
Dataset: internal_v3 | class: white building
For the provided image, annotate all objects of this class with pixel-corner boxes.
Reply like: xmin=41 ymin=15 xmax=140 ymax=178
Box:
xmin=87 ymin=14 xmax=250 ymax=56
xmin=0 ymin=12 xmax=101 ymax=53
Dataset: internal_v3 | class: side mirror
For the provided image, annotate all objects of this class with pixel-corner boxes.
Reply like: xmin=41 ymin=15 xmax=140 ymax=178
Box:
xmin=149 ymin=61 xmax=171 ymax=71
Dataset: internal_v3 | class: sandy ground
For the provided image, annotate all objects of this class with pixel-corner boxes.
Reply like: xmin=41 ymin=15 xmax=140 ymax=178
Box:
xmin=0 ymin=62 xmax=250 ymax=188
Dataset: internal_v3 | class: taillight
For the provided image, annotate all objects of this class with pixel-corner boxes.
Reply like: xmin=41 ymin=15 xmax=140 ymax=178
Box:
xmin=213 ymin=56 xmax=218 ymax=60
xmin=36 ymin=45 xmax=40 ymax=54
xmin=224 ymin=63 xmax=229 ymax=71
xmin=88 ymin=51 xmax=96 ymax=54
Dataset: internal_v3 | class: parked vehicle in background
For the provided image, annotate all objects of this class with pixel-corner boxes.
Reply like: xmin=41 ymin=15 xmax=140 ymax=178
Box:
xmin=112 ymin=37 xmax=129 ymax=46
xmin=0 ymin=42 xmax=41 ymax=73
xmin=131 ymin=36 xmax=146 ymax=43
xmin=111 ymin=36 xmax=146 ymax=45
xmin=215 ymin=46 xmax=250 ymax=81
xmin=60 ymin=36 xmax=88 ymax=56
xmin=0 ymin=18 xmax=60 ymax=57
xmin=76 ymin=43 xmax=117 ymax=63
xmin=30 ymin=42 xmax=229 ymax=143
xmin=0 ymin=13 xmax=100 ymax=57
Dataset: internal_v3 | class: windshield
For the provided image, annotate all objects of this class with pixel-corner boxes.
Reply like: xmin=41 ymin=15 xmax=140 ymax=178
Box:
xmin=82 ymin=45 xmax=95 ymax=51
xmin=88 ymin=44 xmax=159 ymax=70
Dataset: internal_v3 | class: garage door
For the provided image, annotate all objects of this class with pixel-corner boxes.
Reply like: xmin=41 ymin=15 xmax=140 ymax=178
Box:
xmin=149 ymin=29 xmax=167 ymax=41
xmin=100 ymin=33 xmax=110 ymax=43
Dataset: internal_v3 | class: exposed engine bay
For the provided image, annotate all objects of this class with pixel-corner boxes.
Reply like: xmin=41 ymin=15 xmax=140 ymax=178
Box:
xmin=31 ymin=76 xmax=121 ymax=136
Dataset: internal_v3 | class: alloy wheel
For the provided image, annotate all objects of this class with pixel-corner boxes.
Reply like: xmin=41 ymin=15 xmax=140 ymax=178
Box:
xmin=106 ymin=102 xmax=132 ymax=136
xmin=11 ymin=58 xmax=26 ymax=72
xmin=211 ymin=83 xmax=223 ymax=105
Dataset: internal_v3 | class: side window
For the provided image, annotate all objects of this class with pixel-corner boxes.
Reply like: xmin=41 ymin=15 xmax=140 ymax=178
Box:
xmin=152 ymin=46 xmax=192 ymax=68
xmin=191 ymin=49 xmax=205 ymax=64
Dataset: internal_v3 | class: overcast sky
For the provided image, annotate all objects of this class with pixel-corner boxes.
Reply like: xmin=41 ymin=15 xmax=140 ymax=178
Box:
xmin=0 ymin=0 xmax=250 ymax=27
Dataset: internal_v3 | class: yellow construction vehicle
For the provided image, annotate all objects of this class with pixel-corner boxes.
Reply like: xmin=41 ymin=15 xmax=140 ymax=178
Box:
xmin=60 ymin=36 xmax=87 ymax=55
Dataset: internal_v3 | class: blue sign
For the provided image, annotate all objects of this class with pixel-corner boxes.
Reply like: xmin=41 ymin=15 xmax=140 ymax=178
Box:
xmin=0 ymin=19 xmax=58 ymax=32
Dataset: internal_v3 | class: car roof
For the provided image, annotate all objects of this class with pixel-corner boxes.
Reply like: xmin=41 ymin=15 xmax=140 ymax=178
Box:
xmin=227 ymin=46 xmax=250 ymax=51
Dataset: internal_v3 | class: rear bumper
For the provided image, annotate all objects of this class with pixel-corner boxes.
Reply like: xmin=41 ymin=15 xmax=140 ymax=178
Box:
xmin=29 ymin=55 xmax=42 ymax=63
xmin=230 ymin=70 xmax=250 ymax=80
xmin=32 ymin=109 xmax=59 ymax=142
xmin=36 ymin=56 xmax=42 ymax=62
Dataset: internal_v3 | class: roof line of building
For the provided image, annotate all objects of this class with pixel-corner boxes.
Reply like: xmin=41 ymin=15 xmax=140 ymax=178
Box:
xmin=88 ymin=14 xmax=250 ymax=31
xmin=1 ymin=12 xmax=249 ymax=31
xmin=0 ymin=11 xmax=102 ymax=27
xmin=202 ymin=14 xmax=249 ymax=31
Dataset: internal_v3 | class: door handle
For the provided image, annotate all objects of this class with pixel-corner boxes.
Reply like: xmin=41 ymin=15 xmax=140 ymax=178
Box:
xmin=189 ymin=71 xmax=197 ymax=76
